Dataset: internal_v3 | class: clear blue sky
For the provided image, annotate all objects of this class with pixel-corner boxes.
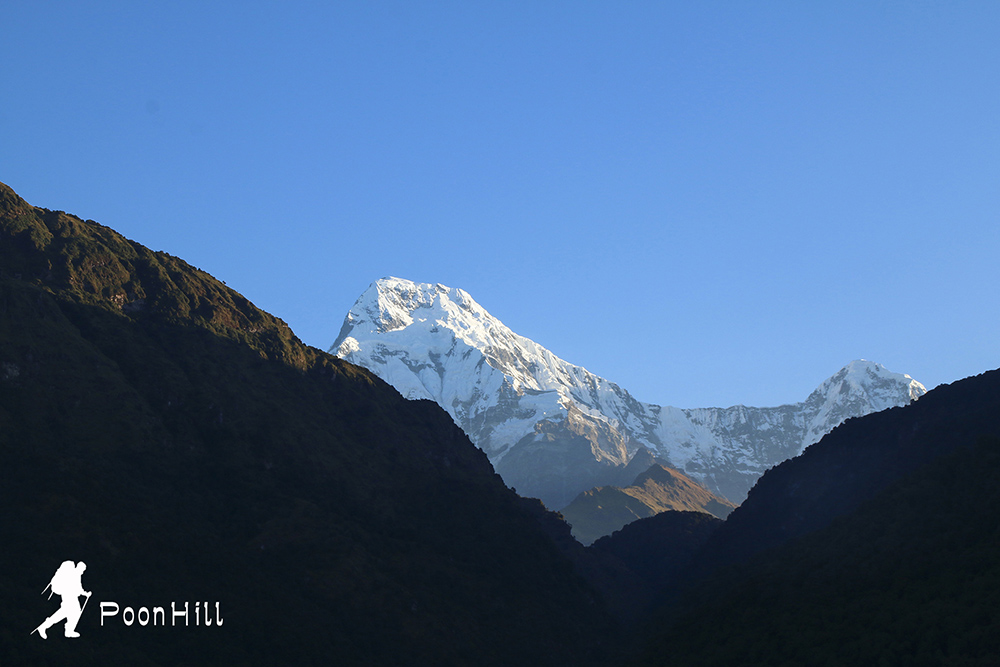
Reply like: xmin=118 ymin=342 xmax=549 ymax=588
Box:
xmin=3 ymin=2 xmax=998 ymax=408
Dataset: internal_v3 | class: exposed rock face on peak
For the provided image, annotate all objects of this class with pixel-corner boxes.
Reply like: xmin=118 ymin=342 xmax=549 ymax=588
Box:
xmin=560 ymin=464 xmax=735 ymax=546
xmin=333 ymin=278 xmax=926 ymax=508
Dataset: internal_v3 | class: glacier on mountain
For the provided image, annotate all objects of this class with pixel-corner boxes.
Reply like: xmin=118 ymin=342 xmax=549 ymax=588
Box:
xmin=332 ymin=278 xmax=926 ymax=509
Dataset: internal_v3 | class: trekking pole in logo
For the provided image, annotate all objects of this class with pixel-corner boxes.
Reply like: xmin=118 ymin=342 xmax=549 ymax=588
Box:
xmin=32 ymin=561 xmax=91 ymax=639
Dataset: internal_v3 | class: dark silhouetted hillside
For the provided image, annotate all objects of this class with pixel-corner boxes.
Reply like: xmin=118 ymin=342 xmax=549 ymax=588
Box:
xmin=592 ymin=510 xmax=722 ymax=594
xmin=638 ymin=434 xmax=1000 ymax=666
xmin=634 ymin=369 xmax=1000 ymax=666
xmin=0 ymin=182 xmax=617 ymax=666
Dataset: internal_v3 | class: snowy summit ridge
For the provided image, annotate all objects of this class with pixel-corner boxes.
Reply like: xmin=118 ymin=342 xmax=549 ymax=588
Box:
xmin=333 ymin=278 xmax=926 ymax=509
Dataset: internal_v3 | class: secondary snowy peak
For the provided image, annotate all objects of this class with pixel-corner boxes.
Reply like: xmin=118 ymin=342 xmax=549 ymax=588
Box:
xmin=659 ymin=360 xmax=927 ymax=501
xmin=808 ymin=359 xmax=926 ymax=408
xmin=333 ymin=278 xmax=926 ymax=509
xmin=799 ymin=359 xmax=926 ymax=446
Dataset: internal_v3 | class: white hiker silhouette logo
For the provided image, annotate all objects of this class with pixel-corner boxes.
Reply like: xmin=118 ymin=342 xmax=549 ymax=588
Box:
xmin=33 ymin=560 xmax=92 ymax=639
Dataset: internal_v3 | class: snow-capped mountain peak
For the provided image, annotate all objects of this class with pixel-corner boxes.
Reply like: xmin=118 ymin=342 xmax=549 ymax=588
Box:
xmin=335 ymin=278 xmax=568 ymax=397
xmin=333 ymin=278 xmax=926 ymax=509
xmin=798 ymin=359 xmax=926 ymax=448
xmin=812 ymin=358 xmax=925 ymax=403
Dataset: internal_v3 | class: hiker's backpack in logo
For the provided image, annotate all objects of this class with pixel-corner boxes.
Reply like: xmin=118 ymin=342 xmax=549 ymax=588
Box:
xmin=33 ymin=560 xmax=92 ymax=639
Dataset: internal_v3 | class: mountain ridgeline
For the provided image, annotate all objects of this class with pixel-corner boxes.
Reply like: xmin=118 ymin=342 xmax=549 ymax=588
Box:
xmin=0 ymin=182 xmax=617 ymax=666
xmin=332 ymin=278 xmax=926 ymax=509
